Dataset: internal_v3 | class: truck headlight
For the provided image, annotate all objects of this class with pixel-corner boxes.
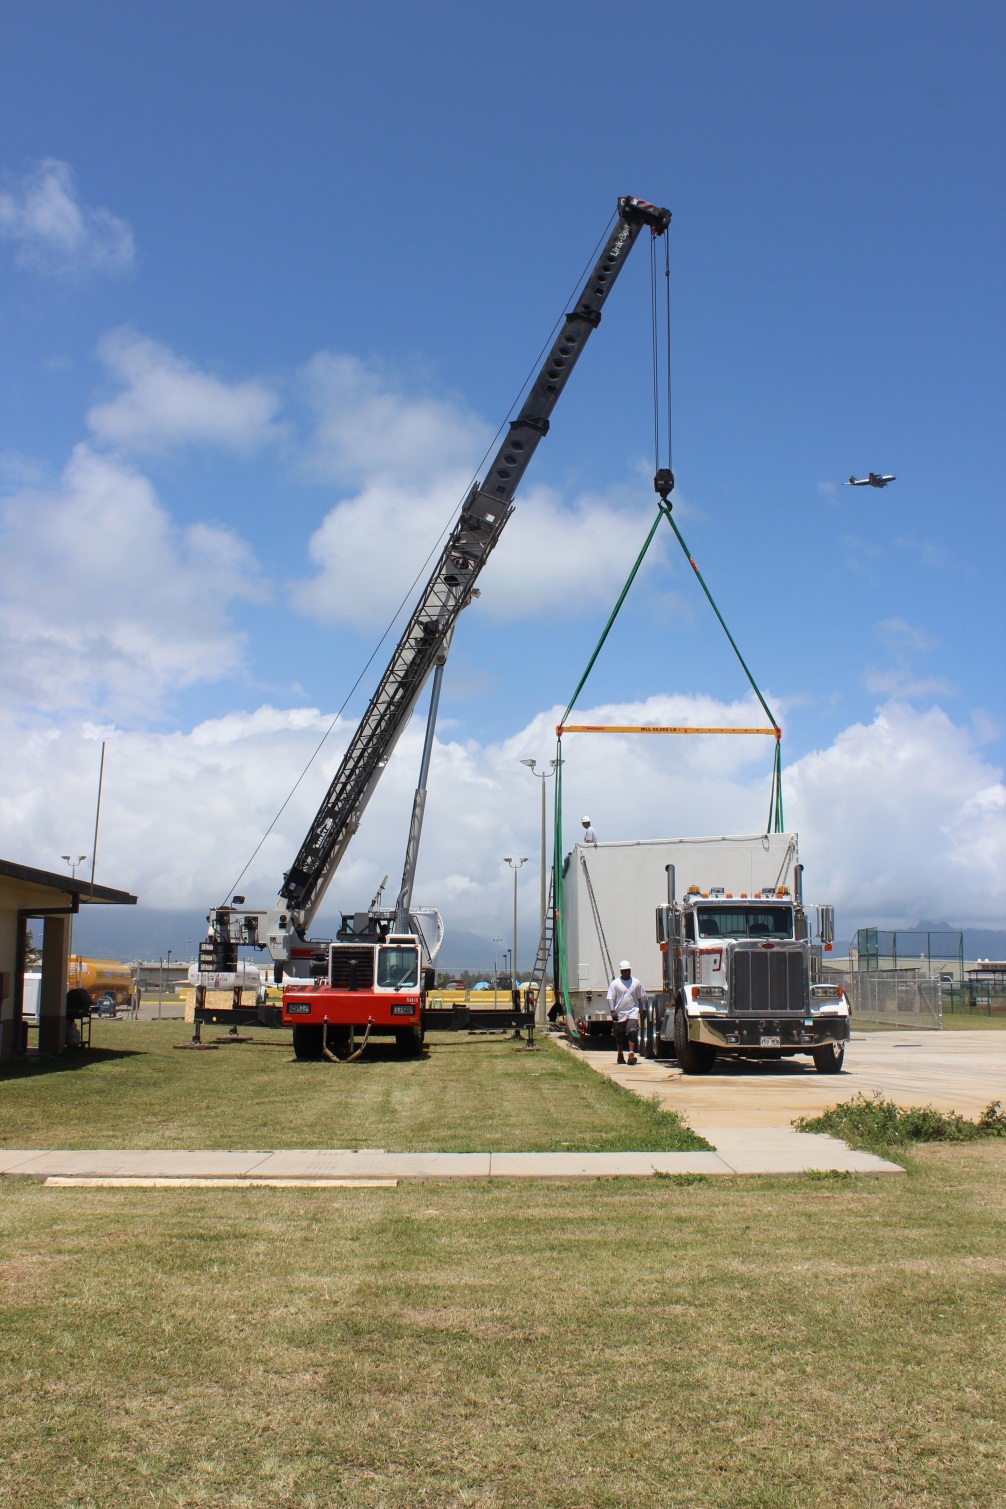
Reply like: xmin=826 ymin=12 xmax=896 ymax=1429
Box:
xmin=809 ymin=984 xmax=846 ymax=1016
xmin=695 ymin=986 xmax=725 ymax=1000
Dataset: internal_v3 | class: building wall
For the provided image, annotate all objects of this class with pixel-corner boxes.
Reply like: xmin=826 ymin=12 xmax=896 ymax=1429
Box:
xmin=0 ymin=875 xmax=75 ymax=1062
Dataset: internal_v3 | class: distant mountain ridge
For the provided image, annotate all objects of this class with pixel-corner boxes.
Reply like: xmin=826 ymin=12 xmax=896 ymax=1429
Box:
xmin=70 ymin=906 xmax=510 ymax=973
xmin=67 ymin=906 xmax=1006 ymax=969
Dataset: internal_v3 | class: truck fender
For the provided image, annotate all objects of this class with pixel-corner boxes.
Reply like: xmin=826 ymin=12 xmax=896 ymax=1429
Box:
xmin=677 ymin=989 xmax=699 ymax=1019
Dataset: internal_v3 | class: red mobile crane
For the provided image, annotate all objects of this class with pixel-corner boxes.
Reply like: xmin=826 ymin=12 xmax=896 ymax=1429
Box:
xmin=198 ymin=196 xmax=671 ymax=1059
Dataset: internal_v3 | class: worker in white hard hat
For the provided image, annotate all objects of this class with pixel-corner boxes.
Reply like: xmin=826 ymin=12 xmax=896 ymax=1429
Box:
xmin=607 ymin=960 xmax=645 ymax=1065
xmin=581 ymin=816 xmax=597 ymax=845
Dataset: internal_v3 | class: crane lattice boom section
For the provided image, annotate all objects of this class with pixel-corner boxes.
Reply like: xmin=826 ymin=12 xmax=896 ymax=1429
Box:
xmin=280 ymin=197 xmax=671 ymax=927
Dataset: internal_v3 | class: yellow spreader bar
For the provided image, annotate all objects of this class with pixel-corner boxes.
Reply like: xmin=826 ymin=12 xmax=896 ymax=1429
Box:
xmin=556 ymin=724 xmax=780 ymax=737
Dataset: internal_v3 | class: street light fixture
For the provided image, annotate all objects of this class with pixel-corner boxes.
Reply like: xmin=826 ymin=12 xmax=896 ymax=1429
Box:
xmin=503 ymin=857 xmax=528 ymax=1005
xmin=62 ymin=851 xmax=88 ymax=977
xmin=520 ymin=758 xmax=556 ymax=1025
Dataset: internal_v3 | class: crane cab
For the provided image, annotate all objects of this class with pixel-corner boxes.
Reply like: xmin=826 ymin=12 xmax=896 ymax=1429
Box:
xmin=282 ymin=932 xmax=434 ymax=1060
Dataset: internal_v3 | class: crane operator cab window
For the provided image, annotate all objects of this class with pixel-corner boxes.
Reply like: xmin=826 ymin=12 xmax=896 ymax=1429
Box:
xmin=695 ymin=906 xmax=794 ymax=940
xmin=377 ymin=945 xmax=419 ymax=990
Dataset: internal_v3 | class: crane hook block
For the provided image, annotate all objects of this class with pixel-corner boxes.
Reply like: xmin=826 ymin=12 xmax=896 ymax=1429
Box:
xmin=654 ymin=468 xmax=675 ymax=502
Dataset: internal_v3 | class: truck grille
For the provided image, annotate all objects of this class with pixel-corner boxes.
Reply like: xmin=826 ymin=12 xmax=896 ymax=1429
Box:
xmin=730 ymin=949 xmax=806 ymax=1014
xmin=328 ymin=948 xmax=374 ymax=991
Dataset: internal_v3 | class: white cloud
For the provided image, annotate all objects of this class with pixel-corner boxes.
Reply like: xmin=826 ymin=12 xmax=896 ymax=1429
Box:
xmin=0 ymin=159 xmax=134 ymax=278
xmin=864 ymin=616 xmax=956 ymax=700
xmin=301 ymin=352 xmax=489 ymax=483
xmin=3 ymin=695 xmax=1000 ymax=939
xmin=293 ymin=352 xmax=670 ymax=626
xmin=88 ymin=330 xmax=281 ymax=454
xmin=0 ymin=444 xmax=266 ymax=715
xmin=787 ymin=701 xmax=1006 ymax=925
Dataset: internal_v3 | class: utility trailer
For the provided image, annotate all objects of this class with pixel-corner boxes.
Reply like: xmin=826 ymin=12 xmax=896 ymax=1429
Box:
xmin=561 ymin=832 xmax=849 ymax=1073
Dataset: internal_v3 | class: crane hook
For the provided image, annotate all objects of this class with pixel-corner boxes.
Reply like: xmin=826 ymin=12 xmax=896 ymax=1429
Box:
xmin=653 ymin=468 xmax=674 ymax=504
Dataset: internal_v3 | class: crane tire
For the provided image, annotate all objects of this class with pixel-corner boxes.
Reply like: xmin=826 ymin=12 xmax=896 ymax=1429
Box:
xmin=292 ymin=1024 xmax=324 ymax=1060
xmin=673 ymin=1008 xmax=717 ymax=1075
xmin=396 ymin=1027 xmax=423 ymax=1056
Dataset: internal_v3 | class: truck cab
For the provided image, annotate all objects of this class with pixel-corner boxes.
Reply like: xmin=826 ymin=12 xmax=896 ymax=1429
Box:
xmin=282 ymin=931 xmax=433 ymax=1060
xmin=655 ymin=884 xmax=849 ymax=1073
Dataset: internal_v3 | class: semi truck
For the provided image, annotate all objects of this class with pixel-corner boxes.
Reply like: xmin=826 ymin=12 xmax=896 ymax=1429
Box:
xmin=562 ymin=833 xmax=848 ymax=1073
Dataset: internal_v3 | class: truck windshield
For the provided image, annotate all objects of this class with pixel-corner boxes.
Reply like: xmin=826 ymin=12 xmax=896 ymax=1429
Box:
xmin=695 ymin=906 xmax=793 ymax=940
xmin=377 ymin=946 xmax=419 ymax=989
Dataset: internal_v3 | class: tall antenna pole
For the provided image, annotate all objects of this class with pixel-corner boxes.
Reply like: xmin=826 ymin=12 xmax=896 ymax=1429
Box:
xmin=88 ymin=741 xmax=106 ymax=893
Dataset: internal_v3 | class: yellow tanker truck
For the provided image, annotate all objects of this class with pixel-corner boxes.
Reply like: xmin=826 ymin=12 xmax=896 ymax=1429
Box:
xmin=67 ymin=957 xmax=133 ymax=1009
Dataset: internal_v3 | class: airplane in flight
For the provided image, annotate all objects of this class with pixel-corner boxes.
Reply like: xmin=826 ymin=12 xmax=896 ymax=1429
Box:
xmin=848 ymin=472 xmax=896 ymax=488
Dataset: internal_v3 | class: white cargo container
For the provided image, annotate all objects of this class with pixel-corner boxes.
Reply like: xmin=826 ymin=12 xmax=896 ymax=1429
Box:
xmin=562 ymin=833 xmax=798 ymax=1026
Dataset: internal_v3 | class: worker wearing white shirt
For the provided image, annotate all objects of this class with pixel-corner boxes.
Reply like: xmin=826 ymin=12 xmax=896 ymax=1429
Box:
xmin=581 ymin=816 xmax=597 ymax=844
xmin=607 ymin=960 xmax=645 ymax=1065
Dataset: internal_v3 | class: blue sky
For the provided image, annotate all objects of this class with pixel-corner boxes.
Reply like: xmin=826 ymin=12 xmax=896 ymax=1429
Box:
xmin=1 ymin=0 xmax=1004 ymax=949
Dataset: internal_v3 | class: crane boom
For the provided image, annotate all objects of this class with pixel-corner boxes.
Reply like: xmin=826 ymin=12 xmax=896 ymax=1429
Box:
xmin=281 ymin=196 xmax=671 ymax=931
xmin=204 ymin=196 xmax=670 ymax=974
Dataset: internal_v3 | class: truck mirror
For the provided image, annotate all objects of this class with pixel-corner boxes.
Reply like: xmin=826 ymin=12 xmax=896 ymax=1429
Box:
xmin=423 ymin=966 xmax=436 ymax=992
xmin=816 ymin=906 xmax=835 ymax=947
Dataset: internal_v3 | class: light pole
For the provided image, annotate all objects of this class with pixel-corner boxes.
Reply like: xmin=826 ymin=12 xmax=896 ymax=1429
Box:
xmin=503 ymin=857 xmax=528 ymax=1005
xmin=493 ymin=935 xmax=503 ymax=1008
xmin=518 ymin=760 xmax=558 ymax=947
xmin=62 ymin=855 xmax=87 ymax=987
xmin=524 ymin=766 xmax=555 ymax=1026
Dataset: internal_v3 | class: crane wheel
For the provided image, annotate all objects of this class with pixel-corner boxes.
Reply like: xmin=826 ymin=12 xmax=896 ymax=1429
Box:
xmin=396 ymin=1027 xmax=423 ymax=1056
xmin=292 ymin=1024 xmax=324 ymax=1061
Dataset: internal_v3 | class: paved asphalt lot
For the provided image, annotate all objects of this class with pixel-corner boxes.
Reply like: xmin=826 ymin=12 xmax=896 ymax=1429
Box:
xmin=566 ymin=1028 xmax=1006 ymax=1134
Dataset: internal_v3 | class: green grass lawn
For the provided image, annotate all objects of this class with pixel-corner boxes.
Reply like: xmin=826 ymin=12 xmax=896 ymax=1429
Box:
xmin=1 ymin=1143 xmax=1003 ymax=1508
xmin=940 ymin=1010 xmax=1006 ymax=1030
xmin=0 ymin=1022 xmax=706 ymax=1152
xmin=852 ymin=1013 xmax=1006 ymax=1032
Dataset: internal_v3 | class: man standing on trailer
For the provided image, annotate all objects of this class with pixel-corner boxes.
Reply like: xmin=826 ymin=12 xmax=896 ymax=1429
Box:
xmin=581 ymin=816 xmax=597 ymax=844
xmin=607 ymin=960 xmax=644 ymax=1065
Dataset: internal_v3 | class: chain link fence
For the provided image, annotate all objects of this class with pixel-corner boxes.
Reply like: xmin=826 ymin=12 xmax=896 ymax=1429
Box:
xmin=826 ymin=968 xmax=943 ymax=1030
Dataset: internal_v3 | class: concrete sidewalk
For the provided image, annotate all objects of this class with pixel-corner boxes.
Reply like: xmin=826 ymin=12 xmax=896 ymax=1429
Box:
xmin=0 ymin=1137 xmax=901 ymax=1183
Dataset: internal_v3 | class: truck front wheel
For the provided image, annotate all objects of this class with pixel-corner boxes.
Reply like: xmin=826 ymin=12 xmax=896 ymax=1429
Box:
xmin=673 ymin=1009 xmax=717 ymax=1075
xmin=292 ymin=1024 xmax=324 ymax=1061
xmin=812 ymin=1042 xmax=845 ymax=1074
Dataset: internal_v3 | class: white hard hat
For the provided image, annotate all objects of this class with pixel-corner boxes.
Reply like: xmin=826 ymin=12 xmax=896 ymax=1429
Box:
xmin=619 ymin=960 xmax=631 ymax=971
xmin=581 ymin=815 xmax=591 ymax=824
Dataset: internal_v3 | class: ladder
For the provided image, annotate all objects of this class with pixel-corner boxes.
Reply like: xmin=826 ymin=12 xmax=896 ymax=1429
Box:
xmin=526 ymin=869 xmax=555 ymax=1014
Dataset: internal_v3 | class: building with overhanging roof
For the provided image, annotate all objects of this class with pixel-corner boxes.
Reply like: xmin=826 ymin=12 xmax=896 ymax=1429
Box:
xmin=0 ymin=859 xmax=137 ymax=1060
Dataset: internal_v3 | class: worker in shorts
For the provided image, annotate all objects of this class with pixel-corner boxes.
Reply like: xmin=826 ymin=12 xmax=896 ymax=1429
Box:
xmin=607 ymin=960 xmax=645 ymax=1065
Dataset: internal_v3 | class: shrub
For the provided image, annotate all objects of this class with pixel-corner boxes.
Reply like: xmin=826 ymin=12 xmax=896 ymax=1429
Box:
xmin=795 ymin=1093 xmax=1006 ymax=1149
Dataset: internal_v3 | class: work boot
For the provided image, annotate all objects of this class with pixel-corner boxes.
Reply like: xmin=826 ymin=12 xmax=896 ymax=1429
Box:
xmin=627 ymin=1052 xmax=637 ymax=1065
xmin=616 ymin=1051 xmax=625 ymax=1064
